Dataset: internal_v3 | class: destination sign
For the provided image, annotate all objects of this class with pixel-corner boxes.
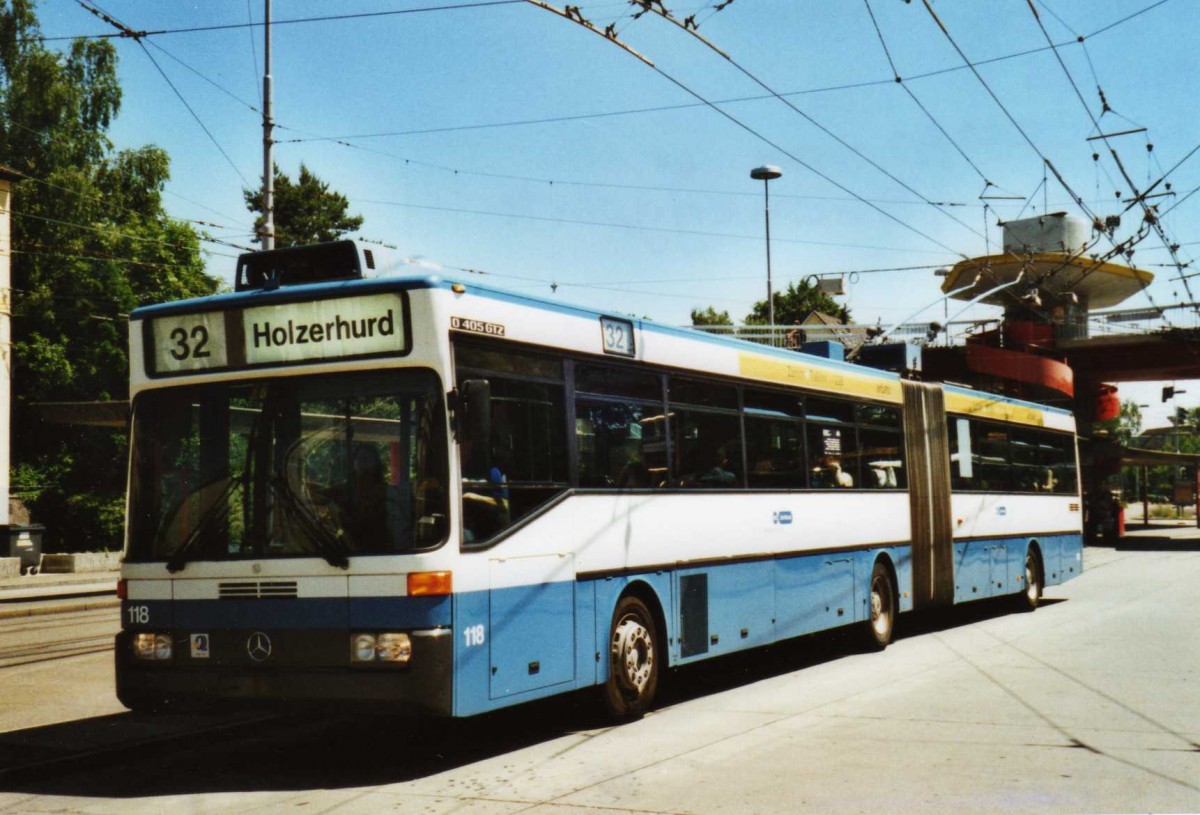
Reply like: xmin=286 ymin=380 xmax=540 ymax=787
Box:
xmin=146 ymin=292 xmax=408 ymax=376
xmin=244 ymin=294 xmax=406 ymax=365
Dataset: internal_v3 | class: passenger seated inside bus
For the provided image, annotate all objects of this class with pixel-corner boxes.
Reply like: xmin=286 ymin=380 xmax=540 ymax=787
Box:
xmin=868 ymin=461 xmax=899 ymax=488
xmin=344 ymin=444 xmax=405 ymax=549
xmin=676 ymin=446 xmax=737 ymax=488
xmin=461 ymin=452 xmax=510 ymax=542
xmin=812 ymin=454 xmax=853 ymax=488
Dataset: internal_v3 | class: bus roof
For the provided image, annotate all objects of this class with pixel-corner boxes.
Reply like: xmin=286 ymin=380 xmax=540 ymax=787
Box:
xmin=131 ymin=273 xmax=1071 ymax=421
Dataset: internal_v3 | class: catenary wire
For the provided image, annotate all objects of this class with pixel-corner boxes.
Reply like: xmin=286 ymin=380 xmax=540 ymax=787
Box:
xmin=1021 ymin=0 xmax=1194 ymax=306
xmin=629 ymin=1 xmax=986 ymax=241
xmin=276 ymin=1 xmax=1169 ymax=143
xmin=37 ymin=1 xmax=528 ymax=41
xmin=362 ymin=197 xmax=960 ymax=255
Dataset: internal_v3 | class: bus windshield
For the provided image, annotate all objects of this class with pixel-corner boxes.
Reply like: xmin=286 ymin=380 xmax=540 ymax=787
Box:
xmin=127 ymin=370 xmax=448 ymax=566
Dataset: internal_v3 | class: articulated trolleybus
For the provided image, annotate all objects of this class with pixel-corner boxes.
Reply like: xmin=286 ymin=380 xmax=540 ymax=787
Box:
xmin=117 ymin=241 xmax=1083 ymax=718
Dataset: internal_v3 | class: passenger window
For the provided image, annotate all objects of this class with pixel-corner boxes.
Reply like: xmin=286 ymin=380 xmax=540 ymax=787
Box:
xmin=1010 ymin=430 xmax=1043 ymax=492
xmin=671 ymin=410 xmax=742 ymax=488
xmin=670 ymin=377 xmax=738 ymax=410
xmin=576 ymin=364 xmax=661 ymax=401
xmin=807 ymin=423 xmax=857 ymax=488
xmin=576 ymin=399 xmax=667 ymax=488
xmin=456 ymin=344 xmax=569 ymax=544
xmin=745 ymin=416 xmax=806 ymax=488
xmin=807 ymin=397 xmax=854 ymax=424
xmin=971 ymin=423 xmax=1011 ymax=491
xmin=859 ymin=425 xmax=905 ymax=489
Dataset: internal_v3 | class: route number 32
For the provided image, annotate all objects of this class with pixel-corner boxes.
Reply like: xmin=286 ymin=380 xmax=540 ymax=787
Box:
xmin=169 ymin=325 xmax=212 ymax=361
xmin=600 ymin=316 xmax=634 ymax=357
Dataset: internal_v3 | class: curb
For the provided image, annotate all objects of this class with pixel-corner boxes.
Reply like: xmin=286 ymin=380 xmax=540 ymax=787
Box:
xmin=0 ymin=597 xmax=120 ymax=620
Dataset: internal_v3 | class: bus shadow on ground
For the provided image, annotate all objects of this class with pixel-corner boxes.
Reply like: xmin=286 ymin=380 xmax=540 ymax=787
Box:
xmin=1114 ymin=534 xmax=1200 ymax=552
xmin=0 ymin=597 xmax=1057 ymax=798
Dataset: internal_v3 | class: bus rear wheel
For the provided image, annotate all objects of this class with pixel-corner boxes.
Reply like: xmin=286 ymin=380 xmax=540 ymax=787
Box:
xmin=603 ymin=595 xmax=659 ymax=719
xmin=864 ymin=562 xmax=896 ymax=650
xmin=1017 ymin=549 xmax=1042 ymax=612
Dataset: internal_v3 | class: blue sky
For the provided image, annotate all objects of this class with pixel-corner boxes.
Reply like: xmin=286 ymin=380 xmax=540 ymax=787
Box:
xmin=35 ymin=0 xmax=1200 ymax=427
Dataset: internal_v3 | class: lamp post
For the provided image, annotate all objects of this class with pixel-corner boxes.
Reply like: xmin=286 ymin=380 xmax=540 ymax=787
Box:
xmin=750 ymin=165 xmax=782 ymax=339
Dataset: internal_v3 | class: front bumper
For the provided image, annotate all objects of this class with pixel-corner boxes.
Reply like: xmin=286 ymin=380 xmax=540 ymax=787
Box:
xmin=115 ymin=628 xmax=453 ymax=715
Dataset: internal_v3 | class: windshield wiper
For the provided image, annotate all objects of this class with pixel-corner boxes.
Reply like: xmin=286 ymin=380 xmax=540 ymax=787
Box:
xmin=165 ymin=478 xmax=238 ymax=574
xmin=268 ymin=477 xmax=350 ymax=569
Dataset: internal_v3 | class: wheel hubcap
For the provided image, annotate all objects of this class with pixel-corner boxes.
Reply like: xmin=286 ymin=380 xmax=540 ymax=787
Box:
xmin=611 ymin=616 xmax=653 ymax=695
xmin=1026 ymin=558 xmax=1038 ymax=601
xmin=871 ymin=579 xmax=890 ymax=636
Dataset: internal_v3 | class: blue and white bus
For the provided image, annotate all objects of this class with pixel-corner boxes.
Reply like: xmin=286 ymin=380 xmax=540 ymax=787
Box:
xmin=116 ymin=241 xmax=1083 ymax=718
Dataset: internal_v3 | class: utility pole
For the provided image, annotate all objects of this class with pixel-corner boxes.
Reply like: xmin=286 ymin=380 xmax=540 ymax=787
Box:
xmin=261 ymin=0 xmax=274 ymax=251
xmin=750 ymin=165 xmax=781 ymax=340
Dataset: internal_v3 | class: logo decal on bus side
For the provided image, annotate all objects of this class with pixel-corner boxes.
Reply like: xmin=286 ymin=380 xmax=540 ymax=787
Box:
xmin=773 ymin=511 xmax=793 ymax=525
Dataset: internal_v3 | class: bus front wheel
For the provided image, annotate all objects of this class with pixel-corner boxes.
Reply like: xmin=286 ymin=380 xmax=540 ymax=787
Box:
xmin=864 ymin=561 xmax=896 ymax=650
xmin=603 ymin=595 xmax=659 ymax=719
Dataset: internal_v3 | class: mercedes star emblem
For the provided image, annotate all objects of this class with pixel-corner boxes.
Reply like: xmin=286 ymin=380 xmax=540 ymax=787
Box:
xmin=246 ymin=631 xmax=273 ymax=662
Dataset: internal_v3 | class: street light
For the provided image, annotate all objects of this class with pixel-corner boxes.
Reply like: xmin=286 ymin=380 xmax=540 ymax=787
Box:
xmin=750 ymin=165 xmax=782 ymax=337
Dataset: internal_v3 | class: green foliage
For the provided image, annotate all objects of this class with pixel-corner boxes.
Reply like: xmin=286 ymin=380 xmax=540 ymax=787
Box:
xmin=690 ymin=306 xmax=732 ymax=326
xmin=1112 ymin=400 xmax=1143 ymax=447
xmin=244 ymin=163 xmax=363 ymax=247
xmin=1 ymin=0 xmax=219 ymax=550
xmin=744 ymin=280 xmax=850 ymax=326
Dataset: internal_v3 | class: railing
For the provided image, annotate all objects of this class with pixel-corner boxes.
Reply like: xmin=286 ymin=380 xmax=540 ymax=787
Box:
xmin=688 ymin=302 xmax=1200 ymax=350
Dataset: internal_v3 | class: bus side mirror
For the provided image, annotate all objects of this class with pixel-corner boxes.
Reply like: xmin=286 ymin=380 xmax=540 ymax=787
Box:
xmin=459 ymin=379 xmax=492 ymax=447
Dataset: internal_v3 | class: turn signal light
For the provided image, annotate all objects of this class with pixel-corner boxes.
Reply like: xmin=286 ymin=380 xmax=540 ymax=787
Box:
xmin=117 ymin=579 xmax=127 ymax=600
xmin=407 ymin=571 xmax=452 ymax=596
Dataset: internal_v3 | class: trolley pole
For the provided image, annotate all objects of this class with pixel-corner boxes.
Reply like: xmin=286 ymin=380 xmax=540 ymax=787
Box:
xmin=261 ymin=0 xmax=275 ymax=251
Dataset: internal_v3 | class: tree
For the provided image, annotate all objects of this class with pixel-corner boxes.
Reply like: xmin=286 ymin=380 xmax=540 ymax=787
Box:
xmin=690 ymin=306 xmax=732 ymax=327
xmin=1 ymin=0 xmax=219 ymax=550
xmin=744 ymin=280 xmax=850 ymax=326
xmin=244 ymin=163 xmax=363 ymax=247
xmin=1116 ymin=400 xmax=1143 ymax=446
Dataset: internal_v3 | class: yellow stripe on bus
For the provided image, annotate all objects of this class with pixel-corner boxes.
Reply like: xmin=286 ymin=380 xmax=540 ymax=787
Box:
xmin=739 ymin=352 xmax=1051 ymax=428
xmin=738 ymin=353 xmax=902 ymax=404
xmin=943 ymin=391 xmax=1046 ymax=427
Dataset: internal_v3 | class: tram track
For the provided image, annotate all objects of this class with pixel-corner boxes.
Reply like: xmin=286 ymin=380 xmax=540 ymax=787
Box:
xmin=0 ymin=635 xmax=113 ymax=670
xmin=0 ymin=607 xmax=118 ymax=670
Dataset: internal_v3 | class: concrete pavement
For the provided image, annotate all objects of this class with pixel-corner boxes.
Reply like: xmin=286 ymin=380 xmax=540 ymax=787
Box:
xmin=0 ymin=571 xmax=118 ymax=619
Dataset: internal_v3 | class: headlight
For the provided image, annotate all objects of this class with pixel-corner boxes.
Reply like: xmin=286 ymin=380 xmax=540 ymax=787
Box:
xmin=350 ymin=632 xmax=412 ymax=664
xmin=133 ymin=632 xmax=173 ymax=661
xmin=351 ymin=633 xmax=377 ymax=662
xmin=376 ymin=633 xmax=412 ymax=664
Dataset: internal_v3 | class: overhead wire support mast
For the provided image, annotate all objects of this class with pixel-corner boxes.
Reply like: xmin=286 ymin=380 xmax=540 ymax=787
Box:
xmin=522 ymin=1 xmax=971 ymax=262
xmin=261 ymin=0 xmax=275 ymax=251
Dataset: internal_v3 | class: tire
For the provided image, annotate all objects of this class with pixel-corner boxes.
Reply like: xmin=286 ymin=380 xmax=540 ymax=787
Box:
xmin=1017 ymin=549 xmax=1042 ymax=612
xmin=864 ymin=561 xmax=896 ymax=651
xmin=602 ymin=595 xmax=660 ymax=719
